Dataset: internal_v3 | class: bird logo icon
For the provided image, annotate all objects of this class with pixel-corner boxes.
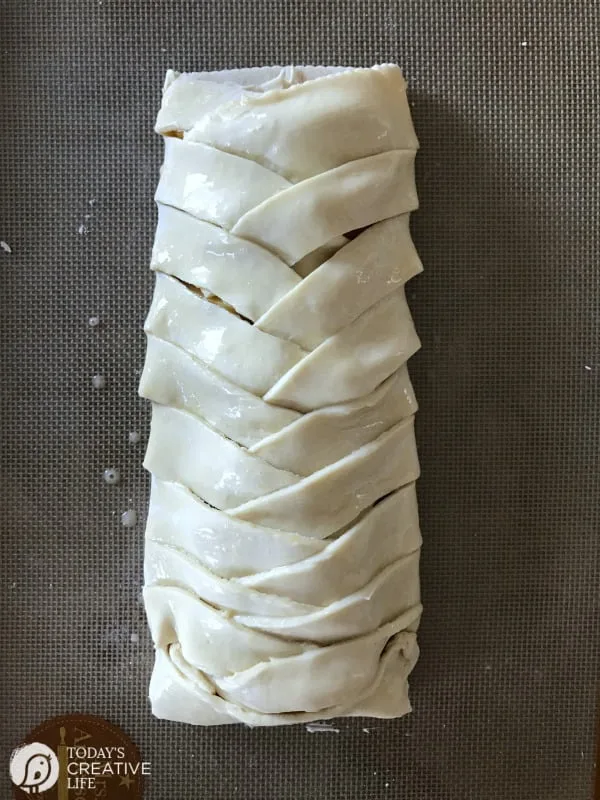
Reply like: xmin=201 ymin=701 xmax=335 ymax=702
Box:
xmin=9 ymin=743 xmax=59 ymax=795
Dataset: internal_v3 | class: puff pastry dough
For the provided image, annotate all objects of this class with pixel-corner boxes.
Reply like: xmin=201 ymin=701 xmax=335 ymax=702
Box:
xmin=140 ymin=65 xmax=423 ymax=726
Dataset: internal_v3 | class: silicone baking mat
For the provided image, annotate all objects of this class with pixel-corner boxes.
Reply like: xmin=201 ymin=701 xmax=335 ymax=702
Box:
xmin=1 ymin=2 xmax=598 ymax=798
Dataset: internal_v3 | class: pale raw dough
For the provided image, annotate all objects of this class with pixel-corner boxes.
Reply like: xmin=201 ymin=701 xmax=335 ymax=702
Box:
xmin=141 ymin=64 xmax=423 ymax=726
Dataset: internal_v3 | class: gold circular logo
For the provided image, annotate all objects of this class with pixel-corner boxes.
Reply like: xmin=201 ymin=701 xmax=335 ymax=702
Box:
xmin=11 ymin=714 xmax=147 ymax=799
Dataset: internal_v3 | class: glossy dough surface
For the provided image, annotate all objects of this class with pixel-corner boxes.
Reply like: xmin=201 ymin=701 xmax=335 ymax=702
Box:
xmin=140 ymin=64 xmax=423 ymax=726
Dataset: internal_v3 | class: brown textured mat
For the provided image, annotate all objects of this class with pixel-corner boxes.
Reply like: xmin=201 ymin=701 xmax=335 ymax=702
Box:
xmin=1 ymin=1 xmax=598 ymax=798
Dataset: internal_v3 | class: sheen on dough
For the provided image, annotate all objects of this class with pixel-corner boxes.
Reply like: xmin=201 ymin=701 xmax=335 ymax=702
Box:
xmin=141 ymin=64 xmax=423 ymax=726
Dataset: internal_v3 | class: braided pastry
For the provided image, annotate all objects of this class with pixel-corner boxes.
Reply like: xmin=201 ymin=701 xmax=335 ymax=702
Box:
xmin=140 ymin=65 xmax=423 ymax=726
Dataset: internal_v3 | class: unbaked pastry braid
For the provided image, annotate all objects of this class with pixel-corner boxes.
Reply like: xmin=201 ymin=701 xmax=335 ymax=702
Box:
xmin=140 ymin=65 xmax=423 ymax=726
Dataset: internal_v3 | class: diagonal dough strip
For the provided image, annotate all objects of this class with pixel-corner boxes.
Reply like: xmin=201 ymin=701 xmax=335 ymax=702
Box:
xmin=144 ymin=403 xmax=300 ymax=509
xmin=234 ymin=554 xmax=421 ymax=643
xmin=144 ymin=539 xmax=316 ymax=618
xmin=144 ymin=584 xmax=312 ymax=675
xmin=264 ymin=289 xmax=420 ymax=411
xmin=231 ymin=149 xmax=418 ymax=264
xmin=145 ymin=478 xmax=326 ymax=578
xmin=139 ymin=336 xmax=301 ymax=447
xmin=256 ymin=214 xmax=423 ymax=349
xmin=151 ymin=203 xmax=300 ymax=322
xmin=238 ymin=484 xmax=422 ymax=604
xmin=156 ymin=137 xmax=290 ymax=229
xmin=230 ymin=417 xmax=420 ymax=537
xmin=144 ymin=272 xmax=306 ymax=396
xmin=249 ymin=364 xmax=417 ymax=474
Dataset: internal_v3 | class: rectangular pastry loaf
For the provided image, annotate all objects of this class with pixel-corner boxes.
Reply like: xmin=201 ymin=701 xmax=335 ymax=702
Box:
xmin=140 ymin=65 xmax=423 ymax=726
